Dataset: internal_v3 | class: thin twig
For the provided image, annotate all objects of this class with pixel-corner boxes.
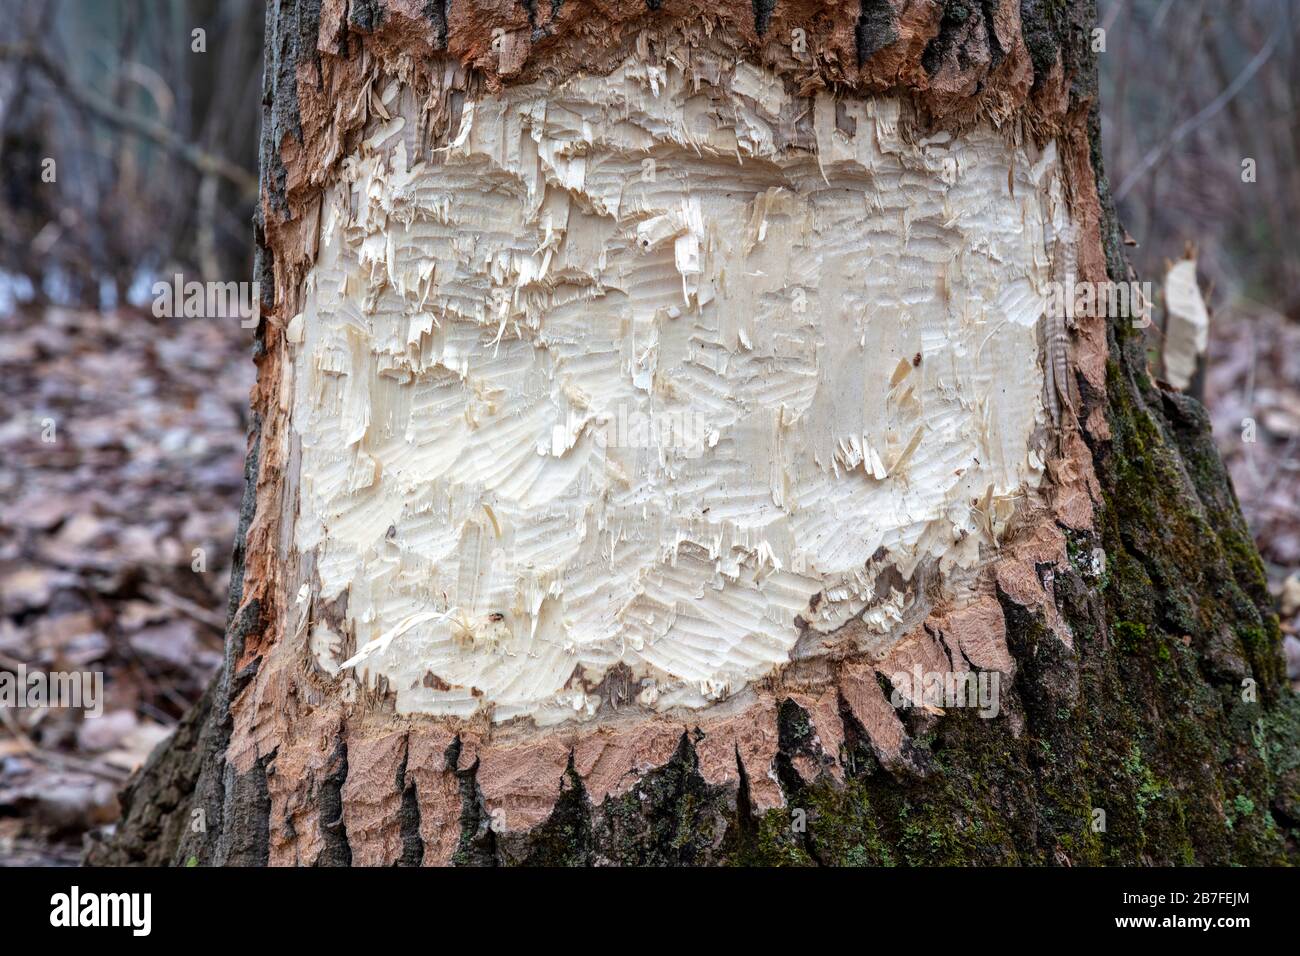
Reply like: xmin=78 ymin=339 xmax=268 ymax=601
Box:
xmin=1115 ymin=34 xmax=1278 ymax=201
xmin=141 ymin=584 xmax=227 ymax=633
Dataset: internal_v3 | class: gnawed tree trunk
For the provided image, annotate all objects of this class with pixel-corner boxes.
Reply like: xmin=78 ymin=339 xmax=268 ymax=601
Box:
xmin=89 ymin=0 xmax=1299 ymax=867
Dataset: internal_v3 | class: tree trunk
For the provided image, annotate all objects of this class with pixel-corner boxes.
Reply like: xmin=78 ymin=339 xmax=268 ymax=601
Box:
xmin=89 ymin=0 xmax=1299 ymax=867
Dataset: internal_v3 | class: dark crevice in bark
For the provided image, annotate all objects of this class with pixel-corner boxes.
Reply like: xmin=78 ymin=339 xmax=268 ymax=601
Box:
xmin=317 ymin=738 xmax=353 ymax=866
xmin=190 ymin=590 xmax=264 ymax=865
xmin=732 ymin=743 xmax=758 ymax=832
xmin=920 ymin=0 xmax=1010 ymax=79
xmin=774 ymin=698 xmax=829 ymax=865
xmin=774 ymin=700 xmax=811 ymax=797
xmin=1019 ymin=0 xmax=1058 ymax=80
xmin=884 ymin=691 xmax=937 ymax=780
xmin=836 ymin=689 xmax=884 ymax=780
xmin=229 ymin=656 xmax=261 ymax=702
xmin=896 ymin=695 xmax=934 ymax=745
xmin=775 ymin=695 xmax=830 ymax=803
xmin=509 ymin=752 xmax=594 ymax=865
xmin=219 ymin=754 xmax=272 ymax=866
xmin=752 ymin=0 xmax=778 ymax=37
xmin=253 ymin=215 xmax=274 ymax=315
xmin=423 ymin=0 xmax=449 ymax=48
xmin=349 ymin=0 xmax=385 ymax=32
xmin=450 ymin=736 xmax=499 ymax=865
xmin=584 ymin=731 xmax=731 ymax=865
xmin=855 ymin=0 xmax=897 ymax=64
xmin=260 ymin=0 xmax=324 ymax=217
xmin=921 ymin=0 xmax=974 ymax=76
xmin=396 ymin=784 xmax=424 ymax=865
xmin=226 ymin=423 xmax=263 ymax=646
xmin=394 ymin=737 xmax=424 ymax=866
xmin=980 ymin=0 xmax=1004 ymax=68
xmin=1004 ymin=596 xmax=1078 ymax=726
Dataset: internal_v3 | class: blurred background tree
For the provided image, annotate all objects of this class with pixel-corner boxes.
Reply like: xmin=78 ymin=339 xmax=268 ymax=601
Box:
xmin=0 ymin=0 xmax=263 ymax=308
xmin=1099 ymin=0 xmax=1299 ymax=318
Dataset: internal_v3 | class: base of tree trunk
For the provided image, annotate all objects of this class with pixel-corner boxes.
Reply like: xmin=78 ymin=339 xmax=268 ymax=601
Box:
xmin=89 ymin=0 xmax=1300 ymax=866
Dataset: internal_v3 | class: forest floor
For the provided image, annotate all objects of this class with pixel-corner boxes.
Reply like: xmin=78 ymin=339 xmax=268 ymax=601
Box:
xmin=0 ymin=301 xmax=1296 ymax=865
xmin=0 ymin=305 xmax=253 ymax=864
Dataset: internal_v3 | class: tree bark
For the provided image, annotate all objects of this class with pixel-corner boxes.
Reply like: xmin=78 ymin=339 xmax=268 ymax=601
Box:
xmin=90 ymin=0 xmax=1299 ymax=867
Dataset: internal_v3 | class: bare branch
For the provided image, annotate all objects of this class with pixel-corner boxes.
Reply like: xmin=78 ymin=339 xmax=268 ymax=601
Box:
xmin=1115 ymin=34 xmax=1277 ymax=202
xmin=0 ymin=42 xmax=258 ymax=200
